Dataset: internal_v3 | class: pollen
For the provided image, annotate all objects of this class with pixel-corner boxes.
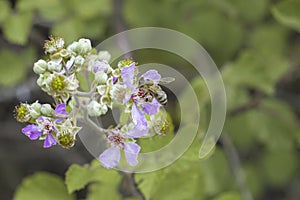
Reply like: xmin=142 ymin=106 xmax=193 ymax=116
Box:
xmin=51 ymin=76 xmax=65 ymax=91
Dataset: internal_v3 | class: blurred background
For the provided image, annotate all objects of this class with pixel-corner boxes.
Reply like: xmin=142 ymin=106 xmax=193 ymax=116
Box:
xmin=1 ymin=0 xmax=300 ymax=199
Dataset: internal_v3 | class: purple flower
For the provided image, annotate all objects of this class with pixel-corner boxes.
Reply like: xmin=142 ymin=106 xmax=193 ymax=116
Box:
xmin=120 ymin=63 xmax=162 ymax=136
xmin=55 ymin=103 xmax=68 ymax=122
xmin=99 ymin=129 xmax=141 ymax=168
xmin=22 ymin=117 xmax=57 ymax=148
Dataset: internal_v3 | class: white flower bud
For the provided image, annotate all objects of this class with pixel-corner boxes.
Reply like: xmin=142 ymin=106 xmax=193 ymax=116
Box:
xmin=29 ymin=101 xmax=41 ymax=118
xmin=74 ymin=55 xmax=85 ymax=66
xmin=33 ymin=59 xmax=47 ymax=74
xmin=87 ymin=100 xmax=108 ymax=116
xmin=94 ymin=71 xmax=108 ymax=84
xmin=98 ymin=51 xmax=111 ymax=61
xmin=29 ymin=108 xmax=40 ymax=119
xmin=77 ymin=38 xmax=92 ymax=55
xmin=67 ymin=41 xmax=79 ymax=53
xmin=31 ymin=101 xmax=41 ymax=111
xmin=47 ymin=60 xmax=61 ymax=72
xmin=40 ymin=104 xmax=54 ymax=116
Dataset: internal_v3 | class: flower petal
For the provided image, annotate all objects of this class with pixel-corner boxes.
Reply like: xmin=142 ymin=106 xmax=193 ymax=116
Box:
xmin=121 ymin=62 xmax=135 ymax=90
xmin=99 ymin=146 xmax=120 ymax=169
xmin=141 ymin=99 xmax=161 ymax=115
xmin=124 ymin=142 xmax=141 ymax=166
xmin=126 ymin=123 xmax=148 ymax=138
xmin=43 ymin=134 xmax=57 ymax=148
xmin=55 ymin=103 xmax=68 ymax=116
xmin=141 ymin=70 xmax=161 ymax=84
xmin=22 ymin=124 xmax=42 ymax=140
xmin=131 ymin=103 xmax=147 ymax=126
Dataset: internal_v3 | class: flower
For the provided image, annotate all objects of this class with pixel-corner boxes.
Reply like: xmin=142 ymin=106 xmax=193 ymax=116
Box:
xmin=99 ymin=128 xmax=142 ymax=168
xmin=22 ymin=116 xmax=57 ymax=148
xmin=116 ymin=62 xmax=162 ymax=136
xmin=44 ymin=36 xmax=65 ymax=54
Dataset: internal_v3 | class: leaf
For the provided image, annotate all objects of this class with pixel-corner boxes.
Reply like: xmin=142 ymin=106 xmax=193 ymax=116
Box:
xmin=17 ymin=0 xmax=67 ymax=21
xmin=0 ymin=48 xmax=36 ymax=86
xmin=135 ymin=159 xmax=205 ymax=200
xmin=69 ymin=0 xmax=112 ymax=20
xmin=212 ymin=191 xmax=242 ymax=200
xmin=86 ymin=160 xmax=122 ymax=200
xmin=0 ymin=0 xmax=10 ymax=23
xmin=65 ymin=164 xmax=99 ymax=193
xmin=2 ymin=11 xmax=33 ymax=45
xmin=272 ymin=0 xmax=300 ymax=32
xmin=13 ymin=172 xmax=74 ymax=200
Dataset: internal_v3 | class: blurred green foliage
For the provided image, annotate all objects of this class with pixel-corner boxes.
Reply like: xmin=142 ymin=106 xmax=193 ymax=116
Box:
xmin=2 ymin=0 xmax=300 ymax=199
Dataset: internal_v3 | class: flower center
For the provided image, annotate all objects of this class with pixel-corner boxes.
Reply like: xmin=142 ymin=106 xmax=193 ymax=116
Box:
xmin=108 ymin=134 xmax=125 ymax=146
xmin=51 ymin=76 xmax=65 ymax=91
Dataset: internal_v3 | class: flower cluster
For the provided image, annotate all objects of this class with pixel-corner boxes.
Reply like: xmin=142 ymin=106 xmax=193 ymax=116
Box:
xmin=15 ymin=36 xmax=173 ymax=168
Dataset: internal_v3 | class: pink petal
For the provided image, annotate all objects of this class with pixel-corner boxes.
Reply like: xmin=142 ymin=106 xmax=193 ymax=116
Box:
xmin=141 ymin=99 xmax=161 ymax=115
xmin=99 ymin=146 xmax=120 ymax=169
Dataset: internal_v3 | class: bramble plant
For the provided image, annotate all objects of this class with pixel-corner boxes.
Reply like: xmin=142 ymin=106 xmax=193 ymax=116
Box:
xmin=15 ymin=36 xmax=173 ymax=169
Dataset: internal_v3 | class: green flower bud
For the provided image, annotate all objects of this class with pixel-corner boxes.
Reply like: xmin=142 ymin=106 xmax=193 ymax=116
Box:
xmin=33 ymin=59 xmax=47 ymax=74
xmin=29 ymin=101 xmax=42 ymax=119
xmin=40 ymin=104 xmax=54 ymax=116
xmin=95 ymin=71 xmax=108 ymax=84
xmin=87 ymin=100 xmax=108 ymax=116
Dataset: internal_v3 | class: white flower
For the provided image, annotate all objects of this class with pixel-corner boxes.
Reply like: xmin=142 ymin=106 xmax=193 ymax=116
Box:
xmin=110 ymin=84 xmax=129 ymax=104
xmin=87 ymin=100 xmax=108 ymax=116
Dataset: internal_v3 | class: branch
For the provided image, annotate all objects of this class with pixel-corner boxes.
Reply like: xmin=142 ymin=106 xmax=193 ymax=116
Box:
xmin=123 ymin=173 xmax=145 ymax=200
xmin=228 ymin=91 xmax=265 ymax=117
xmin=220 ymin=133 xmax=253 ymax=200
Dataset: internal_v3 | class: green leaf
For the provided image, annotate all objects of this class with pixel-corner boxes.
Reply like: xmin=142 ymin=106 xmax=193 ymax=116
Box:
xmin=0 ymin=0 xmax=10 ymax=23
xmin=65 ymin=164 xmax=98 ymax=193
xmin=69 ymin=0 xmax=112 ymax=20
xmin=0 ymin=48 xmax=35 ymax=86
xmin=213 ymin=191 xmax=242 ymax=200
xmin=272 ymin=0 xmax=300 ymax=32
xmin=2 ymin=11 xmax=33 ymax=45
xmin=13 ymin=172 xmax=74 ymax=200
xmin=135 ymin=159 xmax=205 ymax=200
xmin=17 ymin=0 xmax=67 ymax=21
xmin=86 ymin=160 xmax=122 ymax=200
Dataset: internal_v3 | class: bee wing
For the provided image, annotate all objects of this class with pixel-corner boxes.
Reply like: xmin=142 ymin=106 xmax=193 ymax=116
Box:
xmin=160 ymin=77 xmax=175 ymax=84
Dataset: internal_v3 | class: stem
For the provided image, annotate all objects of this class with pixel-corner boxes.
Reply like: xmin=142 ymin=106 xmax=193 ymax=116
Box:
xmin=221 ymin=133 xmax=253 ymax=200
xmin=123 ymin=173 xmax=145 ymax=200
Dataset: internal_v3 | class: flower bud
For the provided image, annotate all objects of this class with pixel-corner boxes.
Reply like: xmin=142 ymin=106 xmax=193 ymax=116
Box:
xmin=95 ymin=71 xmax=108 ymax=84
xmin=112 ymin=68 xmax=121 ymax=77
xmin=67 ymin=41 xmax=79 ymax=53
xmin=47 ymin=60 xmax=61 ymax=72
xmin=77 ymin=38 xmax=92 ymax=55
xmin=98 ymin=51 xmax=111 ymax=61
xmin=29 ymin=101 xmax=42 ymax=119
xmin=40 ymin=104 xmax=54 ymax=116
xmin=33 ymin=59 xmax=47 ymax=74
xmin=87 ymin=100 xmax=108 ymax=116
xmin=74 ymin=55 xmax=85 ymax=66
xmin=59 ymin=49 xmax=71 ymax=58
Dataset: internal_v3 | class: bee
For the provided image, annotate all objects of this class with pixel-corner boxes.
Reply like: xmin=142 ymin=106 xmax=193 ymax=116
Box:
xmin=138 ymin=76 xmax=175 ymax=105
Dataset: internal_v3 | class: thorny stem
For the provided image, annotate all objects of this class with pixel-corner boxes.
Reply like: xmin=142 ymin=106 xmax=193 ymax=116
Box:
xmin=221 ymin=133 xmax=254 ymax=200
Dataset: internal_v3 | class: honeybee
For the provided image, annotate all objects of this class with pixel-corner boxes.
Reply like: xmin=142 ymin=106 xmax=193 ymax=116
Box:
xmin=138 ymin=77 xmax=175 ymax=105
